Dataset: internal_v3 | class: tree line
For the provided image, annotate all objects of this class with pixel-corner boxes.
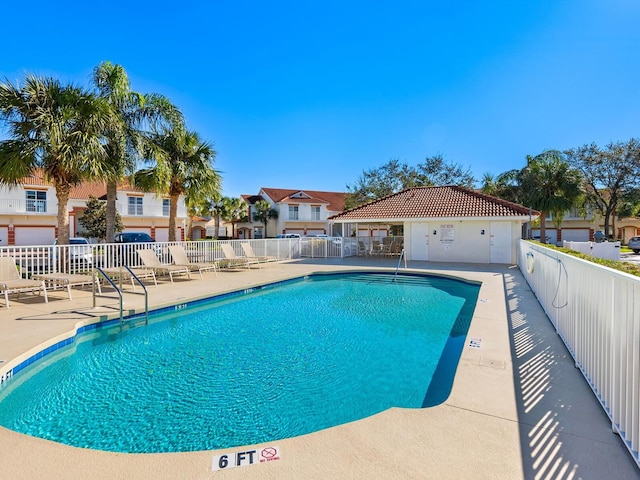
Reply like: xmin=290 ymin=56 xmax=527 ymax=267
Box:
xmin=346 ymin=140 xmax=640 ymax=243
xmin=0 ymin=62 xmax=221 ymax=244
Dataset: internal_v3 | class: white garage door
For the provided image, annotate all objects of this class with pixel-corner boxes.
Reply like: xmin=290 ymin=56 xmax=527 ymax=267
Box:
xmin=15 ymin=227 xmax=55 ymax=246
xmin=155 ymin=228 xmax=169 ymax=242
xmin=0 ymin=227 xmax=7 ymax=246
xmin=561 ymin=229 xmax=590 ymax=242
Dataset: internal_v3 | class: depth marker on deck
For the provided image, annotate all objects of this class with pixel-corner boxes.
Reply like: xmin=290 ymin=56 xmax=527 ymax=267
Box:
xmin=468 ymin=338 xmax=482 ymax=348
xmin=212 ymin=445 xmax=281 ymax=471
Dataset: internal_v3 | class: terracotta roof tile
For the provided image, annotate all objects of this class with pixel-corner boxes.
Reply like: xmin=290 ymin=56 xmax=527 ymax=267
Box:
xmin=16 ymin=170 xmax=147 ymax=198
xmin=241 ymin=194 xmax=264 ymax=204
xmin=329 ymin=186 xmax=537 ymax=220
xmin=260 ymin=187 xmax=347 ymax=212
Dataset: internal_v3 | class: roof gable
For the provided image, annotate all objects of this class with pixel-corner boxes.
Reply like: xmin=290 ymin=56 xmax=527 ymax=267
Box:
xmin=259 ymin=187 xmax=348 ymax=212
xmin=290 ymin=191 xmax=311 ymax=199
xmin=329 ymin=186 xmax=538 ymax=221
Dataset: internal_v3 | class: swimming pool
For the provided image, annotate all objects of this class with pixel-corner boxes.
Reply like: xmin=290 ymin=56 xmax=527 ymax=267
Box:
xmin=0 ymin=272 xmax=479 ymax=453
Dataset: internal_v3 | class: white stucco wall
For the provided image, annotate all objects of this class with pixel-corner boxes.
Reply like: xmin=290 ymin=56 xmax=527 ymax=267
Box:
xmin=404 ymin=219 xmax=522 ymax=264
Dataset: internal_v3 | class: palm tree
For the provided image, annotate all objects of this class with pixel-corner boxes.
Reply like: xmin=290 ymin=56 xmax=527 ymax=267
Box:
xmin=480 ymin=173 xmax=498 ymax=196
xmin=184 ymin=193 xmax=210 ymax=240
xmin=207 ymin=194 xmax=229 ymax=239
xmin=136 ymin=126 xmax=221 ymax=241
xmin=252 ymin=199 xmax=278 ymax=238
xmin=92 ymin=61 xmax=183 ymax=242
xmin=225 ymin=198 xmax=248 ymax=239
xmin=519 ymin=150 xmax=583 ymax=243
xmin=0 ymin=75 xmax=112 ymax=245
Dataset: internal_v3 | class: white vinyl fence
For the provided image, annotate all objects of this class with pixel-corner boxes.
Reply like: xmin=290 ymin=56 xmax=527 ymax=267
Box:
xmin=0 ymin=235 xmax=378 ymax=279
xmin=0 ymin=239 xmax=299 ymax=277
xmin=518 ymin=240 xmax=640 ymax=468
xmin=562 ymin=240 xmax=621 ymax=261
xmin=298 ymin=236 xmax=405 ymax=258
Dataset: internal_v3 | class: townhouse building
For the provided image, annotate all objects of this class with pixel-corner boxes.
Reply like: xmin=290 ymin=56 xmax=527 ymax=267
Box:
xmin=231 ymin=188 xmax=348 ymax=239
xmin=533 ymin=207 xmax=640 ymax=245
xmin=0 ymin=171 xmax=187 ymax=246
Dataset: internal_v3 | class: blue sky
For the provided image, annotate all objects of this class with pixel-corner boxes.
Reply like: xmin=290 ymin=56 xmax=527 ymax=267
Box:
xmin=2 ymin=1 xmax=639 ymax=198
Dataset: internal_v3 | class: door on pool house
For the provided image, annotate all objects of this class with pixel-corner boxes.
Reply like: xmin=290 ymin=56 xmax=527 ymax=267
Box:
xmin=490 ymin=221 xmax=512 ymax=263
xmin=410 ymin=222 xmax=429 ymax=261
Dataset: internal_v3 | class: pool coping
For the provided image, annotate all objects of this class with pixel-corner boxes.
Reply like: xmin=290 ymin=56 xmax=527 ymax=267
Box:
xmin=1 ymin=260 xmax=637 ymax=480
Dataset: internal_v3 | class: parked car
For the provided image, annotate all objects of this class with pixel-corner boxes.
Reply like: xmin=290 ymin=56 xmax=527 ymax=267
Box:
xmin=628 ymin=236 xmax=640 ymax=254
xmin=114 ymin=232 xmax=155 ymax=244
xmin=51 ymin=237 xmax=94 ymax=268
xmin=113 ymin=232 xmax=163 ymax=265
xmin=276 ymin=233 xmax=301 ymax=238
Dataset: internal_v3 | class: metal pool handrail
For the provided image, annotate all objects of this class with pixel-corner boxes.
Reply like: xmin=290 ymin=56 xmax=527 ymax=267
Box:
xmin=392 ymin=249 xmax=406 ymax=282
xmin=94 ymin=266 xmax=149 ymax=325
xmin=95 ymin=267 xmax=123 ymax=323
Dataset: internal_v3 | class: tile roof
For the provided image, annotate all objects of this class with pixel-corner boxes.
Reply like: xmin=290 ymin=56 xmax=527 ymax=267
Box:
xmin=18 ymin=169 xmax=146 ymax=198
xmin=329 ymin=186 xmax=537 ymax=221
xmin=260 ymin=188 xmax=347 ymax=212
xmin=241 ymin=194 xmax=264 ymax=204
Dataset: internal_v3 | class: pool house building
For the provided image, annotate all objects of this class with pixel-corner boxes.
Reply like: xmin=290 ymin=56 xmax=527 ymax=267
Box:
xmin=329 ymin=186 xmax=538 ymax=264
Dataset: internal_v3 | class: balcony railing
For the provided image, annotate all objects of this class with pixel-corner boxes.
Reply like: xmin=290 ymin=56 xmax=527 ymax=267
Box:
xmin=0 ymin=199 xmax=53 ymax=214
xmin=286 ymin=213 xmax=327 ymax=222
xmin=116 ymin=203 xmax=182 ymax=218
xmin=0 ymin=199 xmax=183 ymax=218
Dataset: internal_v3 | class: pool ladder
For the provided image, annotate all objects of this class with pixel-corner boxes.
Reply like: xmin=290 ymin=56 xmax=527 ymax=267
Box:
xmin=392 ymin=249 xmax=407 ymax=282
xmin=94 ymin=266 xmax=149 ymax=326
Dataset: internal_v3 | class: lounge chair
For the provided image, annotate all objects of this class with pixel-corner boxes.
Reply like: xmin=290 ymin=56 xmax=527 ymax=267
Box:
xmin=0 ymin=257 xmax=48 ymax=308
xmin=100 ymin=267 xmax=157 ymax=289
xmin=168 ymin=245 xmax=218 ymax=279
xmin=34 ymin=273 xmax=102 ymax=300
xmin=219 ymin=244 xmax=257 ymax=269
xmin=240 ymin=243 xmax=278 ymax=266
xmin=136 ymin=249 xmax=191 ymax=283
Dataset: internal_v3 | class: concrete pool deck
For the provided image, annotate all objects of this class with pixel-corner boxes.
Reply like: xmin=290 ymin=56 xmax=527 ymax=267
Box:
xmin=1 ymin=258 xmax=638 ymax=480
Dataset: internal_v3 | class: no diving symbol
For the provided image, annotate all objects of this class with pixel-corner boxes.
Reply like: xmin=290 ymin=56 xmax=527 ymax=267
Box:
xmin=259 ymin=445 xmax=281 ymax=464
xmin=261 ymin=447 xmax=277 ymax=460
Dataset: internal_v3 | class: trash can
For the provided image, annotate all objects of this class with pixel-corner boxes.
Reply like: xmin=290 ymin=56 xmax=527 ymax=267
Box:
xmin=594 ymin=231 xmax=606 ymax=243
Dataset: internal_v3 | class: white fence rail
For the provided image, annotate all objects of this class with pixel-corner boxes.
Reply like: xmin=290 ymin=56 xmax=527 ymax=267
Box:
xmin=0 ymin=239 xmax=300 ymax=277
xmin=563 ymin=240 xmax=621 ymax=261
xmin=518 ymin=240 xmax=640 ymax=468
xmin=0 ymin=236 xmax=378 ymax=278
xmin=298 ymin=236 xmax=405 ymax=258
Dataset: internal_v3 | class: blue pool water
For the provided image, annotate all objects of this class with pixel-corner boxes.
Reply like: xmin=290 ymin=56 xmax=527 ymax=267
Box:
xmin=0 ymin=273 xmax=479 ymax=453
